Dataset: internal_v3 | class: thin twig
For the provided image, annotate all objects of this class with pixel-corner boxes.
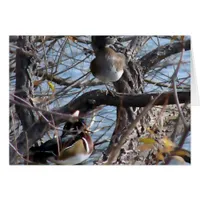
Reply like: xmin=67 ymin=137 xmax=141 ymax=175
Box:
xmin=171 ymin=40 xmax=189 ymax=131
xmin=9 ymin=142 xmax=33 ymax=164
xmin=10 ymin=94 xmax=79 ymax=122
xmin=95 ymin=139 xmax=110 ymax=146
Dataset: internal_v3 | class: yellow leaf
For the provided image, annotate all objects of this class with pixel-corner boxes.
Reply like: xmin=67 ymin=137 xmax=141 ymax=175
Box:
xmin=48 ymin=81 xmax=55 ymax=93
xmin=162 ymin=137 xmax=176 ymax=149
xmin=138 ymin=144 xmax=154 ymax=151
xmin=139 ymin=137 xmax=156 ymax=144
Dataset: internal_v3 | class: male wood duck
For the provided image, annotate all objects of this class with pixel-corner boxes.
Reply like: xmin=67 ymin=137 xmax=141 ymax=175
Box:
xmin=29 ymin=111 xmax=94 ymax=165
xmin=90 ymin=36 xmax=126 ymax=83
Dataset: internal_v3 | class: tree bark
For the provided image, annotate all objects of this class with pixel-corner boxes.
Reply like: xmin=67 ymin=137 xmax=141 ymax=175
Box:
xmin=10 ymin=36 xmax=37 ymax=164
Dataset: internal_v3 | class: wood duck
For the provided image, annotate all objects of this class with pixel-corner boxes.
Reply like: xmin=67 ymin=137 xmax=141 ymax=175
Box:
xmin=90 ymin=36 xmax=126 ymax=83
xmin=29 ymin=111 xmax=94 ymax=165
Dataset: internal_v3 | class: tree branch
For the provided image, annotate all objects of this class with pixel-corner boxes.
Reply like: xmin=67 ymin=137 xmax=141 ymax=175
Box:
xmin=56 ymin=90 xmax=190 ymax=123
xmin=140 ymin=39 xmax=191 ymax=73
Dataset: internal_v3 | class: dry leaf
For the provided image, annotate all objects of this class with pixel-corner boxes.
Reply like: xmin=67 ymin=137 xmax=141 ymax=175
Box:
xmin=160 ymin=146 xmax=174 ymax=154
xmin=170 ymin=36 xmax=179 ymax=43
xmin=67 ymin=36 xmax=77 ymax=42
xmin=156 ymin=152 xmax=165 ymax=162
xmin=138 ymin=144 xmax=154 ymax=151
xmin=33 ymin=79 xmax=43 ymax=87
xmin=31 ymin=97 xmax=49 ymax=104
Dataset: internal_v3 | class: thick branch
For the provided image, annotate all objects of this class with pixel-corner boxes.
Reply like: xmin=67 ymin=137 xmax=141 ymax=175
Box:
xmin=12 ymin=90 xmax=190 ymax=126
xmin=140 ymin=39 xmax=191 ymax=73
xmin=56 ymin=90 xmax=190 ymax=123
